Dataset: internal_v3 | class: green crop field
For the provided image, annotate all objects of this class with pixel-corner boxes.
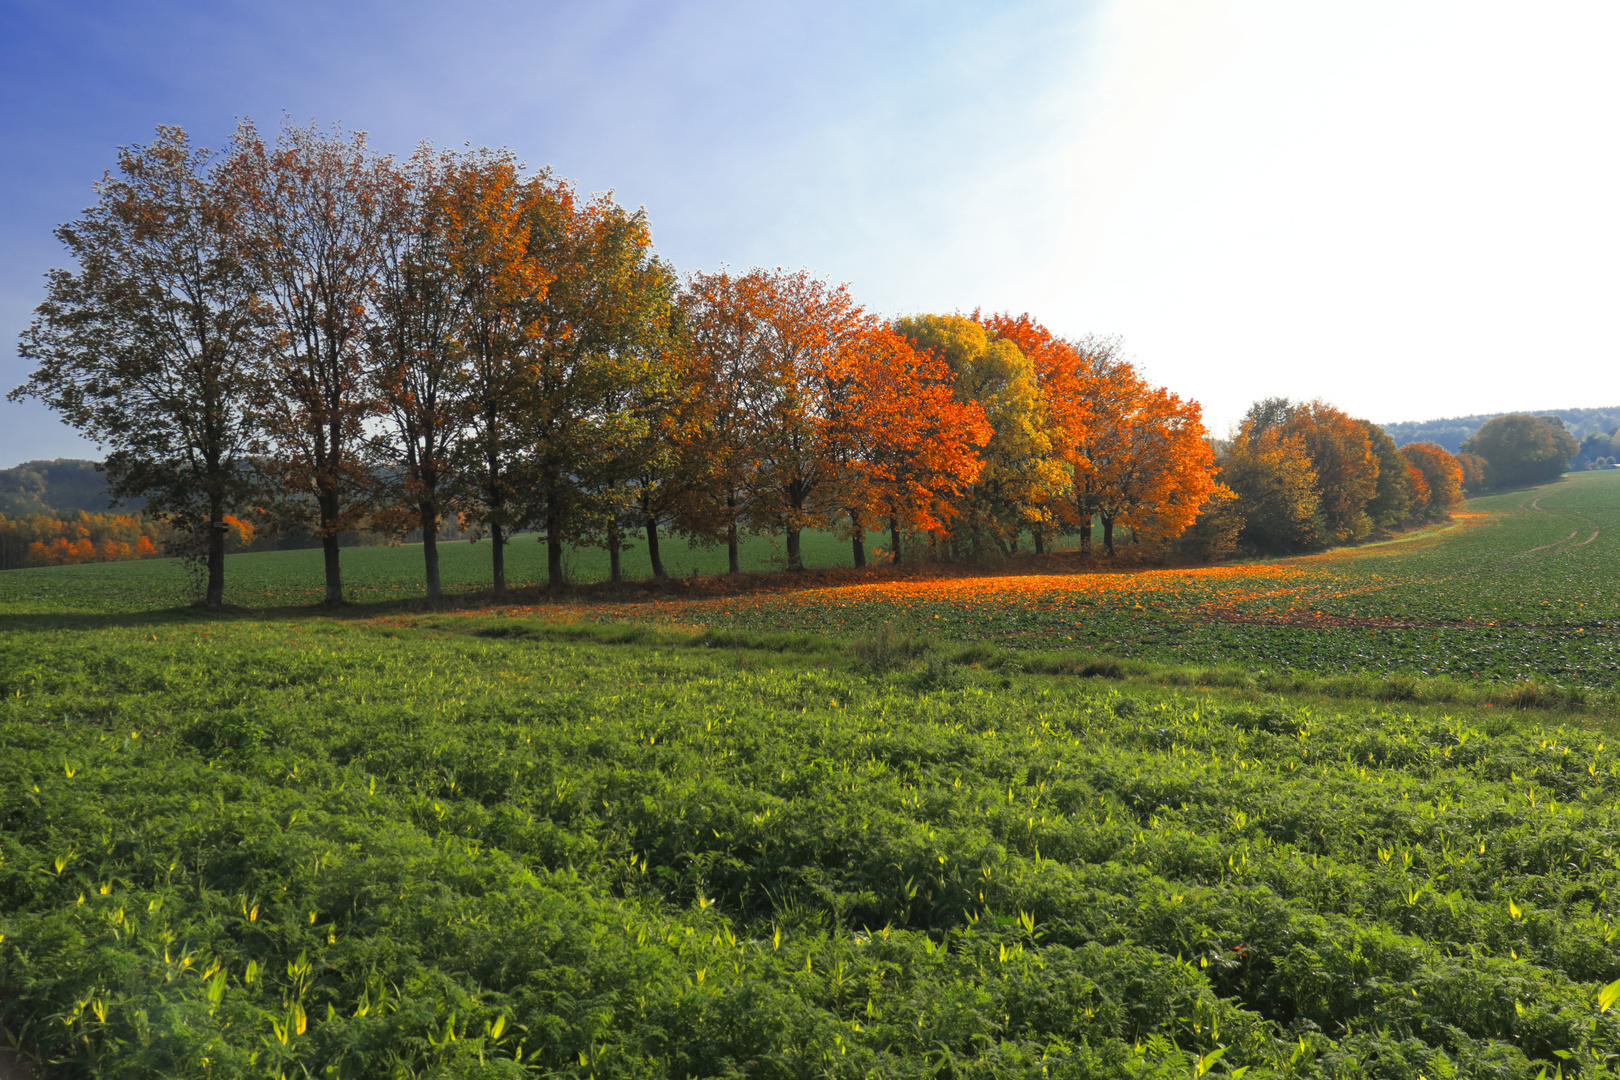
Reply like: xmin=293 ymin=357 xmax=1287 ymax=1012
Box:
xmin=5 ymin=474 xmax=1620 ymax=1078
xmin=631 ymin=471 xmax=1620 ymax=693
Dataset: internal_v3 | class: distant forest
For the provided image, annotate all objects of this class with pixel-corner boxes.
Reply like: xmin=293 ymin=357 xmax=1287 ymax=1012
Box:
xmin=0 ymin=459 xmax=138 ymax=516
xmin=1383 ymin=407 xmax=1620 ymax=454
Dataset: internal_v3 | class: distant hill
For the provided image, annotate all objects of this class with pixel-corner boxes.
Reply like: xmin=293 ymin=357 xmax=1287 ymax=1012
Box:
xmin=1382 ymin=408 xmax=1620 ymax=453
xmin=0 ymin=459 xmax=143 ymax=516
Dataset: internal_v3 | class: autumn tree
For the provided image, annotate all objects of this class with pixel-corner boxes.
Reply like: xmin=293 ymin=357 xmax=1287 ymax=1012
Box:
xmin=1248 ymin=398 xmax=1378 ymax=543
xmin=1455 ymin=451 xmax=1487 ymax=494
xmin=439 ymin=155 xmax=553 ymax=594
xmin=367 ymin=145 xmax=470 ymax=598
xmin=728 ymin=270 xmax=870 ymax=571
xmin=519 ymin=187 xmax=676 ymax=589
xmin=1401 ymin=442 xmax=1464 ymax=517
xmin=977 ymin=313 xmax=1097 ymax=553
xmin=1461 ymin=414 xmax=1578 ymax=487
xmin=673 ymin=269 xmax=772 ymax=576
xmin=12 ymin=126 xmax=265 ymax=607
xmin=980 ymin=315 xmax=1218 ymax=557
xmin=229 ymin=119 xmax=401 ymax=606
xmin=835 ymin=326 xmax=990 ymax=566
xmin=896 ymin=314 xmax=1064 ymax=559
xmin=1088 ymin=385 xmax=1219 ymax=554
xmin=1220 ymin=421 xmax=1323 ymax=552
xmin=1403 ymin=459 xmax=1430 ymax=514
xmin=1052 ymin=341 xmax=1139 ymax=554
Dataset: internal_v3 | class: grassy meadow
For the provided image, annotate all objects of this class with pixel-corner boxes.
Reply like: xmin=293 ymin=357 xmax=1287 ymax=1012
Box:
xmin=4 ymin=472 xmax=1620 ymax=1077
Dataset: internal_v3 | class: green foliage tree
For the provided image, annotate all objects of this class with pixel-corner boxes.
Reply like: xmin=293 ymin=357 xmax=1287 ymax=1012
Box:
xmin=1170 ymin=481 xmax=1242 ymax=560
xmin=1220 ymin=421 xmax=1324 ymax=552
xmin=12 ymin=127 xmax=265 ymax=607
xmin=1460 ymin=414 xmax=1579 ymax=487
xmin=1360 ymin=421 xmax=1414 ymax=528
xmin=894 ymin=314 xmax=1064 ymax=559
xmin=519 ymin=187 xmax=677 ymax=589
xmin=1249 ymin=398 xmax=1378 ymax=543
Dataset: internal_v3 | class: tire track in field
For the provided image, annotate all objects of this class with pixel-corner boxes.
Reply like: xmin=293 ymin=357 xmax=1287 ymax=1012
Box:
xmin=1507 ymin=489 xmax=1600 ymax=562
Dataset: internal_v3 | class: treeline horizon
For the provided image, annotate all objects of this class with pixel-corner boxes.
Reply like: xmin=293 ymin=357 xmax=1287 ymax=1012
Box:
xmin=6 ymin=121 xmax=1556 ymax=604
xmin=1381 ymin=406 xmax=1620 ymax=455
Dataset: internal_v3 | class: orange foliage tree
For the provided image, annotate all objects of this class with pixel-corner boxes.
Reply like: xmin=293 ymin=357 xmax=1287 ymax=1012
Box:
xmin=668 ymin=269 xmax=775 ymax=577
xmin=442 ymin=158 xmax=555 ymax=593
xmin=1404 ymin=461 xmax=1431 ymax=516
xmin=982 ymin=314 xmax=1217 ymax=555
xmin=1455 ymin=451 xmax=1487 ymax=494
xmin=369 ymin=146 xmax=548 ymax=597
xmin=835 ymin=327 xmax=991 ymax=566
xmin=976 ymin=313 xmax=1087 ymax=552
xmin=897 ymin=314 xmax=1065 ymax=559
xmin=1087 ymin=383 xmax=1218 ymax=554
xmin=739 ymin=270 xmax=871 ymax=571
xmin=1401 ymin=442 xmax=1465 ymax=517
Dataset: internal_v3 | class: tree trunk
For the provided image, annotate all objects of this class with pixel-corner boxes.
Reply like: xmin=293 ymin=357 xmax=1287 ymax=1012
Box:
xmin=851 ymin=514 xmax=866 ymax=569
xmin=320 ymin=488 xmax=343 ymax=606
xmin=486 ymin=428 xmax=505 ymax=595
xmin=490 ymin=520 xmax=506 ymax=595
xmin=1033 ymin=530 xmax=1045 ymax=555
xmin=204 ymin=490 xmax=226 ymax=608
xmin=646 ymin=515 xmax=666 ymax=579
xmin=786 ymin=480 xmax=807 ymax=571
xmin=420 ymin=499 xmax=442 ymax=599
xmin=726 ymin=494 xmax=740 ymax=575
xmin=890 ymin=516 xmax=902 ymax=564
xmin=1102 ymin=515 xmax=1116 ymax=555
xmin=608 ymin=519 xmax=622 ymax=584
xmin=1080 ymin=518 xmax=1092 ymax=554
xmin=547 ymin=514 xmax=565 ymax=590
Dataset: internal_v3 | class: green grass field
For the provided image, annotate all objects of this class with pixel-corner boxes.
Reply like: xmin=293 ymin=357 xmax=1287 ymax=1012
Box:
xmin=0 ymin=527 xmax=885 ymax=615
xmin=5 ymin=475 xmax=1620 ymax=1078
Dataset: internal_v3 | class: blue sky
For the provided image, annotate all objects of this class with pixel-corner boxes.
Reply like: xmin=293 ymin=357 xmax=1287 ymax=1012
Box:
xmin=3 ymin=0 xmax=1617 ymax=469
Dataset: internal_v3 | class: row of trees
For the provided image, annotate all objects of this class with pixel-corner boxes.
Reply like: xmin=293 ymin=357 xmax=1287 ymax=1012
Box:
xmin=13 ymin=123 xmax=1221 ymax=606
xmin=1188 ymin=398 xmax=1470 ymax=556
